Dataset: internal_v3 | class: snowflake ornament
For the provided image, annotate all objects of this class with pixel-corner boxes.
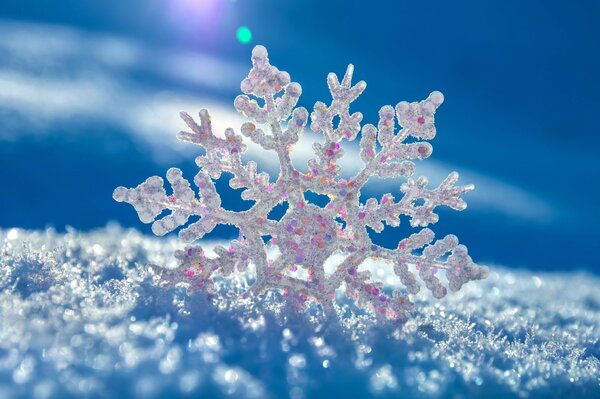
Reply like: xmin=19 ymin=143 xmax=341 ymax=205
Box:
xmin=113 ymin=46 xmax=488 ymax=322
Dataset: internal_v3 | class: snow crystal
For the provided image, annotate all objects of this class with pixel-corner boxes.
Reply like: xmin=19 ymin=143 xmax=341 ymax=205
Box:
xmin=114 ymin=45 xmax=487 ymax=321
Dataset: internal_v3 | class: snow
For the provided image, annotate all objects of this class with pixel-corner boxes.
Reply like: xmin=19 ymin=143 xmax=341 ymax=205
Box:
xmin=1 ymin=227 xmax=599 ymax=398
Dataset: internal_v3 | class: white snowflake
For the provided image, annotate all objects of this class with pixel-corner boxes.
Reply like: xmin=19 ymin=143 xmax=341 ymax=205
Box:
xmin=113 ymin=45 xmax=488 ymax=322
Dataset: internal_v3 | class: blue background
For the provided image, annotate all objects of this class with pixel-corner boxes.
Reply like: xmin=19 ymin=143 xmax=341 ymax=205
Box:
xmin=1 ymin=0 xmax=598 ymax=272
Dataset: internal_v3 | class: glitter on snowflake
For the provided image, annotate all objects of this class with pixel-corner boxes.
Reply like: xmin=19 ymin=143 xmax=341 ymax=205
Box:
xmin=113 ymin=45 xmax=488 ymax=322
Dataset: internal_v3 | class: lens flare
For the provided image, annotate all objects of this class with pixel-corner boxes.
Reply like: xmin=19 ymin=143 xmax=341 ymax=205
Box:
xmin=236 ymin=26 xmax=252 ymax=44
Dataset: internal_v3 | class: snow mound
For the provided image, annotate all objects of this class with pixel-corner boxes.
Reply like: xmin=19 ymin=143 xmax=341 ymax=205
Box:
xmin=0 ymin=227 xmax=598 ymax=398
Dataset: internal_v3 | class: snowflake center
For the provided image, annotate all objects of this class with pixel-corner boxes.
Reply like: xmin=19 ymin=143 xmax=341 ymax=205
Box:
xmin=275 ymin=204 xmax=338 ymax=266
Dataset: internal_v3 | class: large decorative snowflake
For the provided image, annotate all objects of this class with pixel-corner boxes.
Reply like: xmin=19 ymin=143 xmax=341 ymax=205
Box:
xmin=114 ymin=46 xmax=488 ymax=322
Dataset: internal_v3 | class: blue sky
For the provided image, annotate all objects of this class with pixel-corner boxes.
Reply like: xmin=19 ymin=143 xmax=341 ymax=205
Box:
xmin=0 ymin=0 xmax=598 ymax=271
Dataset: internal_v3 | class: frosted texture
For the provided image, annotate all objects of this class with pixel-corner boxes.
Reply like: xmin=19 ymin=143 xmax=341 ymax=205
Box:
xmin=114 ymin=46 xmax=487 ymax=321
xmin=1 ymin=227 xmax=598 ymax=398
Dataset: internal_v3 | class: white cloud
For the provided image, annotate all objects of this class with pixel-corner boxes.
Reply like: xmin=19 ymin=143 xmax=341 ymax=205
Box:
xmin=0 ymin=19 xmax=553 ymax=223
xmin=0 ymin=18 xmax=244 ymax=89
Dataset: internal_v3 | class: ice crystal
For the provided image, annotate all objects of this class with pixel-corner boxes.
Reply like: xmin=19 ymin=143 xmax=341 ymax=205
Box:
xmin=113 ymin=45 xmax=488 ymax=321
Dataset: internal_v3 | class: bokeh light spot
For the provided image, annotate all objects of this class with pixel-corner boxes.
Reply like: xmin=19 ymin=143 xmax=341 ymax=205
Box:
xmin=236 ymin=26 xmax=252 ymax=44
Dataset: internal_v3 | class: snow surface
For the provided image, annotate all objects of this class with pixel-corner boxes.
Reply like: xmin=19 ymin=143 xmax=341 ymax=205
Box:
xmin=0 ymin=227 xmax=598 ymax=398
